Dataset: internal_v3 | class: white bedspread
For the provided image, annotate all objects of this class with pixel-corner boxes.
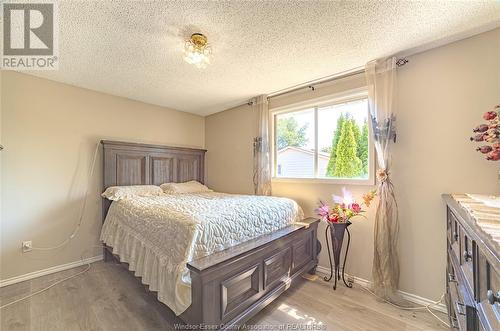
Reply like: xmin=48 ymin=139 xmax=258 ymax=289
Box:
xmin=100 ymin=192 xmax=303 ymax=315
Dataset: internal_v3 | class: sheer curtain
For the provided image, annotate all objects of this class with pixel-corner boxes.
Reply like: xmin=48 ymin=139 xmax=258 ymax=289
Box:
xmin=365 ymin=57 xmax=401 ymax=301
xmin=253 ymin=95 xmax=272 ymax=196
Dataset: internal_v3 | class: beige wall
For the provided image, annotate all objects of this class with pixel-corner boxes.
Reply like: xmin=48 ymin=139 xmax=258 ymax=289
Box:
xmin=206 ymin=28 xmax=500 ymax=301
xmin=393 ymin=28 xmax=499 ymax=299
xmin=0 ymin=72 xmax=205 ymax=280
xmin=205 ymin=104 xmax=257 ymax=194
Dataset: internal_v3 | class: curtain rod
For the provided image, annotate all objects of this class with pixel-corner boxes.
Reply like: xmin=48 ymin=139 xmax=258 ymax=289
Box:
xmin=245 ymin=66 xmax=365 ymax=106
xmin=267 ymin=66 xmax=365 ymax=99
xmin=245 ymin=58 xmax=408 ymax=106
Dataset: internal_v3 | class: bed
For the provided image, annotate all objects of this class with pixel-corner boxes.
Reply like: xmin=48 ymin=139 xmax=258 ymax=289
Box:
xmin=101 ymin=140 xmax=320 ymax=329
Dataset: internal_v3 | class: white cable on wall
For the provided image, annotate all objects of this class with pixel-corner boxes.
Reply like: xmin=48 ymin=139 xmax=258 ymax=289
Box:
xmin=0 ymin=142 xmax=102 ymax=309
xmin=31 ymin=142 xmax=100 ymax=251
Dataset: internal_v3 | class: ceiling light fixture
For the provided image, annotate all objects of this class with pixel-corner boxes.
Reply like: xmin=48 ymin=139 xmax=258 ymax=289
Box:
xmin=183 ymin=33 xmax=211 ymax=68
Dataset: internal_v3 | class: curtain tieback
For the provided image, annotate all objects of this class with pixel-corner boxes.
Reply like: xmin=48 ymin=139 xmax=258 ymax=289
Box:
xmin=377 ymin=169 xmax=389 ymax=182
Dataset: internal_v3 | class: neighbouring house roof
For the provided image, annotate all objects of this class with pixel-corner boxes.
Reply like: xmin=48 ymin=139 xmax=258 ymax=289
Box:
xmin=277 ymin=146 xmax=330 ymax=160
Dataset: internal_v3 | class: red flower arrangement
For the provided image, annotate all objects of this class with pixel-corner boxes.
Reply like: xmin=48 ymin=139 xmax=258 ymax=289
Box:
xmin=316 ymin=188 xmax=376 ymax=223
xmin=471 ymin=105 xmax=500 ymax=161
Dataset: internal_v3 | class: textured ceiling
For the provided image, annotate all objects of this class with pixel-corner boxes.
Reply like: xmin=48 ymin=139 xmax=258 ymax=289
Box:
xmin=26 ymin=1 xmax=500 ymax=116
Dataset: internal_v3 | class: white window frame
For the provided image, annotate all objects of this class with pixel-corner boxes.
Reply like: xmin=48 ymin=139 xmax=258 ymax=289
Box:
xmin=270 ymin=87 xmax=375 ymax=185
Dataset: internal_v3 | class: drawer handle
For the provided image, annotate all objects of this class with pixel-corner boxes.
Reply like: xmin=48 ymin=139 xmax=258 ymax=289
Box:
xmin=455 ymin=301 xmax=466 ymax=316
xmin=463 ymin=250 xmax=472 ymax=262
xmin=447 ymin=273 xmax=457 ymax=283
xmin=487 ymin=290 xmax=500 ymax=305
xmin=453 ymin=232 xmax=458 ymax=241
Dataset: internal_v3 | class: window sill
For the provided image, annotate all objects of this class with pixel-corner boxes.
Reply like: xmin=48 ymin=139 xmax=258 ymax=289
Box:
xmin=271 ymin=177 xmax=375 ymax=186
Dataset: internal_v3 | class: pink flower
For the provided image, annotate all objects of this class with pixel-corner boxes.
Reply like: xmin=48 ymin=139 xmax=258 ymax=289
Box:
xmin=315 ymin=201 xmax=330 ymax=218
xmin=328 ymin=215 xmax=339 ymax=223
xmin=350 ymin=203 xmax=362 ymax=213
xmin=483 ymin=111 xmax=497 ymax=120
xmin=486 ymin=149 xmax=500 ymax=161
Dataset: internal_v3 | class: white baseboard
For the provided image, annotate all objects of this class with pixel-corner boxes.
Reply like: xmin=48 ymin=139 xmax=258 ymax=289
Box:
xmin=316 ymin=266 xmax=447 ymax=313
xmin=0 ymin=255 xmax=103 ymax=288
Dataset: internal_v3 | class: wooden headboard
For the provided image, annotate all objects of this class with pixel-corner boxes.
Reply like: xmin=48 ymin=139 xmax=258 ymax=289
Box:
xmin=101 ymin=140 xmax=206 ymax=220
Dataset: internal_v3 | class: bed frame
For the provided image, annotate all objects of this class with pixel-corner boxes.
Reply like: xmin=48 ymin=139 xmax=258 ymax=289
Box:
xmin=101 ymin=140 xmax=320 ymax=329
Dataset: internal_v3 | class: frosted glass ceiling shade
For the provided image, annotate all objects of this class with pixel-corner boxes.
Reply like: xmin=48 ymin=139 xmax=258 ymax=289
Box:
xmin=183 ymin=33 xmax=212 ymax=69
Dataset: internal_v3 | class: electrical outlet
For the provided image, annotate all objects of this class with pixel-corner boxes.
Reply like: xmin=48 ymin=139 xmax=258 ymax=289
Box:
xmin=22 ymin=241 xmax=32 ymax=253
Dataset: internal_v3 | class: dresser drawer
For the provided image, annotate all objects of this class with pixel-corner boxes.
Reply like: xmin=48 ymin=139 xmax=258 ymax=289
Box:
xmin=447 ymin=254 xmax=460 ymax=329
xmin=476 ymin=251 xmax=500 ymax=331
xmin=448 ymin=209 xmax=460 ymax=244
xmin=460 ymin=227 xmax=475 ymax=294
xmin=449 ymin=210 xmax=461 ymax=261
xmin=449 ymin=276 xmax=467 ymax=330
xmin=448 ymin=245 xmax=478 ymax=330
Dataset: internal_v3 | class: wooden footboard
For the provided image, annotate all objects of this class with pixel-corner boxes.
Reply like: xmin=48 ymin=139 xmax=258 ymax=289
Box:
xmin=180 ymin=218 xmax=320 ymax=330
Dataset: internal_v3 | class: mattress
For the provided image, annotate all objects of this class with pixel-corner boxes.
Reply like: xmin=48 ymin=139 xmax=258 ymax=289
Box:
xmin=100 ymin=192 xmax=303 ymax=315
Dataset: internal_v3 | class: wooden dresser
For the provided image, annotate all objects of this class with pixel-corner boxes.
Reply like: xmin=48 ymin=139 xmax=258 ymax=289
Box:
xmin=443 ymin=194 xmax=500 ymax=330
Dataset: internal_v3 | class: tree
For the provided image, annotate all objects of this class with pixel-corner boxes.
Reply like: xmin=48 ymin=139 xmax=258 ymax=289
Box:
xmin=349 ymin=117 xmax=363 ymax=173
xmin=325 ymin=113 xmax=346 ymax=176
xmin=333 ymin=120 xmax=362 ymax=178
xmin=350 ymin=118 xmax=361 ymax=148
xmin=277 ymin=117 xmax=308 ymax=150
xmin=358 ymin=120 xmax=369 ymax=176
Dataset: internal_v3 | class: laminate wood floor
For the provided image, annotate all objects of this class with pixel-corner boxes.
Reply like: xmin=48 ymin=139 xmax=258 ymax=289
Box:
xmin=0 ymin=261 xmax=448 ymax=331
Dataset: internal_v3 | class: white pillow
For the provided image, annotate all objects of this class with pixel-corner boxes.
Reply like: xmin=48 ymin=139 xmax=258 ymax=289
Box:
xmin=160 ymin=181 xmax=212 ymax=194
xmin=102 ymin=185 xmax=163 ymax=201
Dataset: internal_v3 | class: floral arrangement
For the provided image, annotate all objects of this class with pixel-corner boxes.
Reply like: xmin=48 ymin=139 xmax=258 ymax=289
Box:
xmin=470 ymin=105 xmax=500 ymax=161
xmin=316 ymin=188 xmax=376 ymax=223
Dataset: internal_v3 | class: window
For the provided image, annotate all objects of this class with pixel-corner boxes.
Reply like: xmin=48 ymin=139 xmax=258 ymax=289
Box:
xmin=272 ymin=91 xmax=373 ymax=184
